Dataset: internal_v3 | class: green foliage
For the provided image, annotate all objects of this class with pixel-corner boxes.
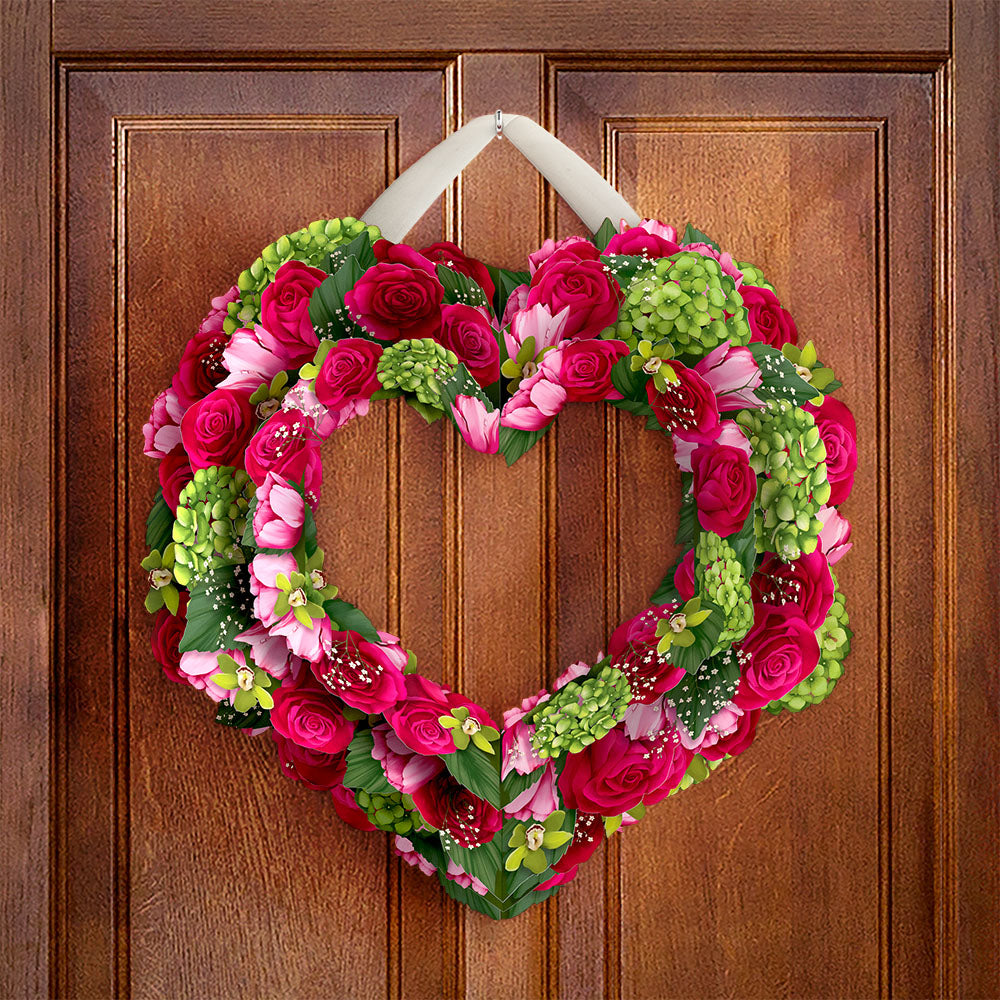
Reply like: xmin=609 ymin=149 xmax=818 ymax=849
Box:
xmin=609 ymin=355 xmax=647 ymax=401
xmin=323 ymin=597 xmax=381 ymax=643
xmin=745 ymin=342 xmax=817 ymax=408
xmin=498 ymin=424 xmax=550 ymax=466
xmin=591 ymin=217 xmax=617 ymax=251
xmin=343 ymin=729 xmax=397 ymax=795
xmin=443 ymin=743 xmax=501 ymax=809
xmin=668 ymin=646 xmax=740 ymax=740
xmin=435 ymin=263 xmax=490 ymax=309
xmin=682 ymin=224 xmax=720 ymax=251
xmin=668 ymin=597 xmax=724 ymax=675
xmin=179 ymin=563 xmax=252 ymax=653
xmin=145 ymin=491 xmax=173 ymax=552
xmin=215 ymin=699 xmax=271 ymax=730
xmin=485 ymin=265 xmax=530 ymax=322
xmin=308 ymin=254 xmax=368 ymax=341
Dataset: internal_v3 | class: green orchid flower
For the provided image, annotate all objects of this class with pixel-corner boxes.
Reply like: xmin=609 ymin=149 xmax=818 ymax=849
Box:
xmin=212 ymin=653 xmax=275 ymax=713
xmin=141 ymin=544 xmax=180 ymax=615
xmin=780 ymin=340 xmax=836 ymax=403
xmin=604 ymin=803 xmax=645 ymax=837
xmin=504 ymin=810 xmax=573 ymax=874
xmin=274 ymin=548 xmax=338 ymax=627
xmin=654 ymin=596 xmax=713 ymax=654
xmin=437 ymin=705 xmax=500 ymax=753
xmin=629 ymin=337 xmax=678 ymax=391
xmin=248 ymin=369 xmax=291 ymax=421
xmin=298 ymin=340 xmax=335 ymax=386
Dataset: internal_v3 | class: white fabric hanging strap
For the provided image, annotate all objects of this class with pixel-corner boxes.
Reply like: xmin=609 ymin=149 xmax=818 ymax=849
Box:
xmin=363 ymin=113 xmax=640 ymax=243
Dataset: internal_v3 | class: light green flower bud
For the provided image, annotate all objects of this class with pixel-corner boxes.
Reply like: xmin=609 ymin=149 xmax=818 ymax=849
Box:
xmin=376 ymin=338 xmax=458 ymax=406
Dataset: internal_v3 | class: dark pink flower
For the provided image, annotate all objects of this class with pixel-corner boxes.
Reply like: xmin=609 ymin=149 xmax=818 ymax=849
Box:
xmin=605 ymin=225 xmax=680 ymax=258
xmin=259 ymin=260 xmax=325 ymax=367
xmin=269 ymin=675 xmax=354 ymax=754
xmin=608 ymin=603 xmax=686 ymax=704
xmin=690 ymin=442 xmax=757 ymax=537
xmin=171 ymin=323 xmax=231 ymax=411
xmin=310 ymin=631 xmax=407 ymax=715
xmin=527 ymin=236 xmax=595 ymax=276
xmin=383 ymin=673 xmax=457 ymax=756
xmin=741 ymin=285 xmax=798 ymax=349
xmin=345 ymin=260 xmax=443 ymax=342
xmin=436 ymin=304 xmax=500 ymax=387
xmin=526 ymin=249 xmax=622 ymax=341
xmin=179 ymin=386 xmax=256 ymax=471
xmin=410 ymin=772 xmax=503 ymax=848
xmin=150 ymin=592 xmax=188 ymax=684
xmin=700 ymin=708 xmax=760 ymax=761
xmin=313 ymin=337 xmax=382 ymax=411
xmin=734 ymin=604 xmax=820 ymax=709
xmin=534 ymin=812 xmax=605 ymax=890
xmin=244 ymin=409 xmax=321 ymax=495
xmin=331 ymin=785 xmax=376 ymax=831
xmin=804 ymin=396 xmax=857 ymax=505
xmin=371 ymin=723 xmax=443 ymax=793
xmin=271 ymin=732 xmax=346 ymax=791
xmin=418 ymin=240 xmax=495 ymax=301
xmin=158 ymin=446 xmax=193 ymax=512
xmin=556 ymin=338 xmax=629 ymax=402
xmin=751 ymin=550 xmax=835 ymax=631
xmin=373 ymin=240 xmax=437 ymax=275
xmin=646 ymin=361 xmax=721 ymax=435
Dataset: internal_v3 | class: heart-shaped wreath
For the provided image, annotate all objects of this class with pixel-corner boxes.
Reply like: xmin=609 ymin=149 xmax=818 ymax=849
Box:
xmin=141 ymin=212 xmax=855 ymax=920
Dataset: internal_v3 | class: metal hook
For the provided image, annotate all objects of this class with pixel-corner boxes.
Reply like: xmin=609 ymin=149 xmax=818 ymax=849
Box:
xmin=494 ymin=109 xmax=503 ymax=140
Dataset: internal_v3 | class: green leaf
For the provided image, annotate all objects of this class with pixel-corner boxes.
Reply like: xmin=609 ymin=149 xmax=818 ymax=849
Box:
xmin=308 ymin=255 xmax=367 ymax=341
xmin=650 ymin=554 xmax=684 ymax=605
xmin=591 ymin=217 xmax=617 ymax=251
xmin=214 ymin=699 xmax=271 ymax=729
xmin=322 ymin=230 xmax=376 ymax=274
xmin=609 ymin=356 xmax=647 ymax=401
xmin=669 ymin=598 xmax=724 ymax=675
xmin=436 ymin=869 xmax=503 ymax=919
xmin=323 ymin=597 xmax=381 ymax=643
xmin=240 ymin=496 xmax=259 ymax=551
xmin=343 ymin=729 xmax=396 ymax=794
xmin=435 ymin=263 xmax=489 ymax=309
xmin=500 ymin=767 xmax=543 ymax=808
xmin=179 ymin=563 xmax=252 ymax=653
xmin=600 ymin=254 xmax=649 ymax=286
xmin=443 ymin=743 xmax=501 ymax=809
xmin=498 ymin=424 xmax=550 ymax=466
xmin=441 ymin=832 xmax=504 ymax=891
xmin=725 ymin=506 xmax=759 ymax=579
xmin=405 ymin=397 xmax=445 ymax=424
xmin=682 ymin=224 xmax=719 ymax=251
xmin=669 ymin=647 xmax=741 ymax=741
xmin=145 ymin=491 xmax=173 ymax=553
xmin=745 ymin=342 xmax=817 ymax=407
xmin=675 ymin=488 xmax=698 ymax=548
xmin=610 ymin=398 xmax=654 ymax=416
xmin=438 ymin=362 xmax=494 ymax=415
xmin=486 ymin=266 xmax=530 ymax=322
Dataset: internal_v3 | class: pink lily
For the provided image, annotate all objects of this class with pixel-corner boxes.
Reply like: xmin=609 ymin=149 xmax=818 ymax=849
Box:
xmin=451 ymin=394 xmax=500 ymax=454
xmin=504 ymin=761 xmax=559 ymax=821
xmin=695 ymin=342 xmax=764 ymax=410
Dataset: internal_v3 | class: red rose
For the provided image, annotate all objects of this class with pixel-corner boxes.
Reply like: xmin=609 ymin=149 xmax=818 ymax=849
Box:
xmin=382 ymin=673 xmax=457 ymax=756
xmin=373 ymin=240 xmax=437 ymax=275
xmin=244 ymin=409 xmax=321 ymax=496
xmin=558 ymin=726 xmax=690 ymax=816
xmin=751 ymin=550 xmax=835 ymax=631
xmin=313 ymin=337 xmax=382 ymax=411
xmin=740 ymin=285 xmax=798 ymax=349
xmin=269 ymin=675 xmax=355 ymax=754
xmin=271 ymin=732 xmax=346 ymax=791
xmin=331 ymin=785 xmax=376 ymax=831
xmin=646 ymin=361 xmax=721 ymax=435
xmin=639 ymin=731 xmax=695 ymax=805
xmin=526 ymin=251 xmax=622 ymax=341
xmin=171 ymin=325 xmax=230 ymax=410
xmin=435 ymin=304 xmax=500 ymax=387
xmin=410 ymin=772 xmax=503 ymax=848
xmin=158 ymin=445 xmax=193 ymax=512
xmin=605 ymin=226 xmax=680 ymax=258
xmin=535 ymin=811 xmax=605 ymax=891
xmin=345 ymin=260 xmax=443 ymax=342
xmin=556 ymin=338 xmax=629 ymax=402
xmin=734 ymin=604 xmax=820 ymax=709
xmin=608 ymin=604 xmax=686 ymax=704
xmin=150 ymin=591 xmax=188 ymax=684
xmin=418 ymin=240 xmax=496 ymax=302
xmin=673 ymin=549 xmax=696 ymax=600
xmin=180 ymin=387 xmax=256 ymax=471
xmin=259 ymin=260 xmax=325 ymax=366
xmin=311 ymin=631 xmax=407 ymax=715
xmin=700 ymin=709 xmax=760 ymax=761
xmin=804 ymin=396 xmax=857 ymax=505
xmin=691 ymin=442 xmax=757 ymax=537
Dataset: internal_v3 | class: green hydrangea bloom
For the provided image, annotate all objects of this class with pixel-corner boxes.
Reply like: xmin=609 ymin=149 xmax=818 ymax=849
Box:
xmin=224 ymin=217 xmax=381 ymax=334
xmin=737 ymin=400 xmax=831 ymax=561
xmin=734 ymin=260 xmax=776 ymax=293
xmin=171 ymin=466 xmax=255 ymax=586
xmin=614 ymin=251 xmax=751 ymax=359
xmin=355 ymin=789 xmax=422 ymax=836
xmin=530 ymin=666 xmax=631 ymax=759
xmin=376 ymin=338 xmax=458 ymax=406
xmin=694 ymin=531 xmax=753 ymax=650
xmin=767 ymin=574 xmax=851 ymax=714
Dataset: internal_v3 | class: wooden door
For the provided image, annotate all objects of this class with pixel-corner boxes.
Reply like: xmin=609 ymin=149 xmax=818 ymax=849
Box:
xmin=3 ymin=2 xmax=998 ymax=998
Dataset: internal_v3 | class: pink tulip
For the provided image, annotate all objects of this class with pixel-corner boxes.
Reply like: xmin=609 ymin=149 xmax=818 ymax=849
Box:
xmin=235 ymin=622 xmax=301 ymax=679
xmin=177 ymin=648 xmax=243 ymax=702
xmin=695 ymin=342 xmax=764 ymax=410
xmin=527 ymin=235 xmax=592 ymax=276
xmin=500 ymin=283 xmax=530 ymax=329
xmin=504 ymin=302 xmax=571 ymax=363
xmin=680 ymin=240 xmax=744 ymax=287
xmin=672 ymin=419 xmax=751 ymax=472
xmin=253 ymin=472 xmax=305 ymax=549
xmin=504 ymin=761 xmax=559 ymax=821
xmin=371 ymin=723 xmax=443 ymax=793
xmin=624 ymin=218 xmax=678 ymax=242
xmin=219 ymin=324 xmax=293 ymax=392
xmin=817 ymin=506 xmax=853 ymax=565
xmin=501 ymin=358 xmax=567 ymax=431
xmin=142 ymin=387 xmax=184 ymax=459
xmin=394 ymin=836 xmax=437 ymax=877
xmin=451 ymin=394 xmax=500 ymax=454
xmin=624 ymin=696 xmax=668 ymax=740
xmin=445 ymin=859 xmax=490 ymax=896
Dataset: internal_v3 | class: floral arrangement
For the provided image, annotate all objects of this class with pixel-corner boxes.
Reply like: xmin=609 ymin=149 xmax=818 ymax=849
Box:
xmin=142 ymin=216 xmax=856 ymax=919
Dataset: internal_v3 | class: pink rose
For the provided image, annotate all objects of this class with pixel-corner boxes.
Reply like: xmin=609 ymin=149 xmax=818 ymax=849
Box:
xmin=313 ymin=337 xmax=382 ymax=411
xmin=371 ymin=723 xmax=443 ymax=794
xmin=640 ymin=729 xmax=696 ymax=805
xmin=269 ymin=674 xmax=355 ymax=754
xmin=526 ymin=249 xmax=622 ymax=341
xmin=418 ymin=241 xmax=496 ymax=302
xmin=558 ymin=726 xmax=690 ymax=815
xmin=244 ymin=409 xmax=321 ymax=495
xmin=556 ymin=338 xmax=629 ymax=402
xmin=383 ymin=673 xmax=457 ymax=756
xmin=436 ymin=304 xmax=500 ymax=387
xmin=373 ymin=240 xmax=437 ymax=275
xmin=271 ymin=732 xmax=346 ymax=791
xmin=158 ymin=446 xmax=193 ymax=512
xmin=259 ymin=260 xmax=325 ymax=366
xmin=150 ymin=592 xmax=188 ymax=684
xmin=331 ymin=785 xmax=376 ymax=831
xmin=345 ymin=260 xmax=443 ymax=342
xmin=527 ymin=235 xmax=595 ymax=275
xmin=605 ymin=224 xmax=680 ymax=258
xmin=673 ymin=549 xmax=696 ymax=600
xmin=751 ymin=550 xmax=835 ymax=630
xmin=700 ymin=708 xmax=760 ymax=761
xmin=691 ymin=443 xmax=757 ymax=537
xmin=410 ymin=772 xmax=503 ymax=848
xmin=171 ymin=326 xmax=230 ymax=411
xmin=740 ymin=285 xmax=798 ymax=349
xmin=734 ymin=604 xmax=820 ymax=709
xmin=804 ymin=397 xmax=857 ymax=505
xmin=452 ymin=395 xmax=500 ymax=454
xmin=311 ymin=631 xmax=407 ymax=715
xmin=817 ymin=506 xmax=852 ymax=564
xmin=253 ymin=471 xmax=305 ymax=549
xmin=179 ymin=387 xmax=255 ymax=471
xmin=647 ymin=361 xmax=721 ymax=435
xmin=143 ymin=388 xmax=184 ymax=459
xmin=504 ymin=761 xmax=559 ymax=821
xmin=608 ymin=604 xmax=686 ymax=704
xmin=694 ymin=342 xmax=764 ymax=410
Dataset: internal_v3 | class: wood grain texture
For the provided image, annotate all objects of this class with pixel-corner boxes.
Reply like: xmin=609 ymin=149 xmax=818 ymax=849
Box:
xmin=0 ymin=3 xmax=52 ymax=999
xmin=51 ymin=0 xmax=950 ymax=57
